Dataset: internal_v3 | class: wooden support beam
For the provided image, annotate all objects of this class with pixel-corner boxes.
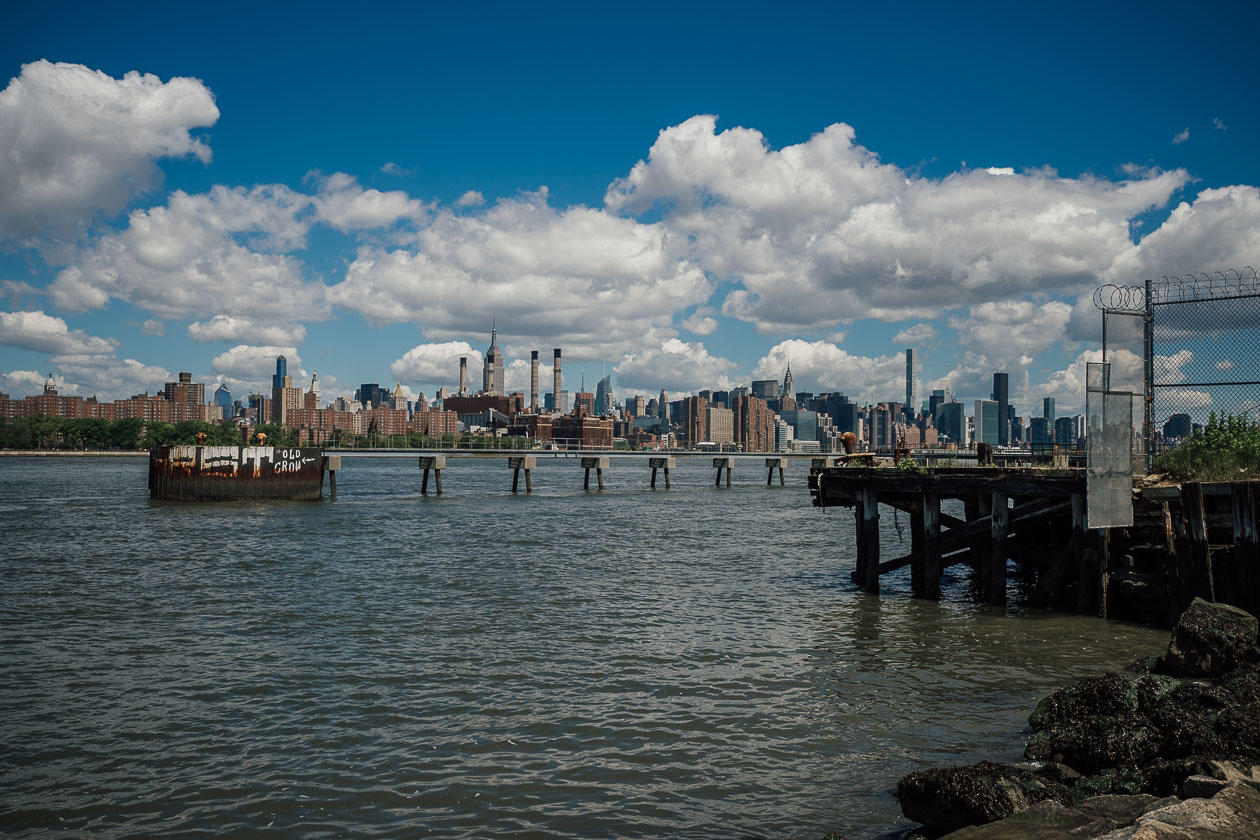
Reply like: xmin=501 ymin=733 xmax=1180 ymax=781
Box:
xmin=989 ymin=491 xmax=1009 ymax=606
xmin=1162 ymin=503 xmax=1184 ymax=624
xmin=1072 ymin=493 xmax=1093 ymax=614
xmin=910 ymin=504 xmax=925 ymax=594
xmin=853 ymin=495 xmax=868 ymax=585
xmin=921 ymin=491 xmax=941 ymax=600
xmin=1031 ymin=541 xmax=1075 ymax=605
xmin=1231 ymin=482 xmax=1257 ymax=614
xmin=1182 ymin=482 xmax=1214 ymax=602
xmin=973 ymin=493 xmax=992 ymax=588
xmin=862 ymin=488 xmax=880 ymax=593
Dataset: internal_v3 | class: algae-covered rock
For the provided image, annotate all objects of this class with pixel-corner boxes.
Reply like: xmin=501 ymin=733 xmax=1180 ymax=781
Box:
xmin=896 ymin=760 xmax=1070 ymax=832
xmin=1025 ymin=715 xmax=1162 ymax=773
xmin=1164 ymin=598 xmax=1259 ymax=678
xmin=1028 ymin=672 xmax=1137 ymax=731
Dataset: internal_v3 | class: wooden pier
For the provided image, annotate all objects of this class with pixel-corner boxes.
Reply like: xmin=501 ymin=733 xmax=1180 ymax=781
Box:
xmin=811 ymin=467 xmax=1106 ymax=613
xmin=811 ymin=466 xmax=1260 ymax=623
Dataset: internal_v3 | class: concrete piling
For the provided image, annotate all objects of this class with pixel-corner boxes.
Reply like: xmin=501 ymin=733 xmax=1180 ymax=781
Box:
xmin=419 ymin=455 xmax=446 ymax=496
xmin=509 ymin=456 xmax=536 ymax=493
xmin=324 ymin=455 xmax=341 ymax=499
xmin=649 ymin=456 xmax=675 ymax=489
xmin=713 ymin=456 xmax=734 ymax=487
xmin=581 ymin=456 xmax=609 ymax=491
xmin=765 ymin=457 xmax=787 ymax=486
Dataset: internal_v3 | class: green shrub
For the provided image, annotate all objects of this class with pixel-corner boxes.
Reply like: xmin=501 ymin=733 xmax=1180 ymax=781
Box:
xmin=1154 ymin=412 xmax=1260 ymax=480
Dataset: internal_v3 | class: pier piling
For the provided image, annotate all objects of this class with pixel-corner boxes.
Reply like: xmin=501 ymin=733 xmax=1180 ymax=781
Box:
xmin=324 ymin=455 xmax=341 ymax=499
xmin=509 ymin=456 xmax=536 ymax=493
xmin=713 ymin=457 xmax=733 ymax=487
xmin=765 ymin=457 xmax=787 ymax=486
xmin=418 ymin=455 xmax=446 ymax=496
xmin=649 ymin=457 xmax=675 ymax=489
xmin=581 ymin=457 xmax=609 ymax=491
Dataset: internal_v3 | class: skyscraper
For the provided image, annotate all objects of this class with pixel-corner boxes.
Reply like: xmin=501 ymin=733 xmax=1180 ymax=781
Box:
xmin=975 ymin=399 xmax=999 ymax=446
xmin=992 ymin=372 xmax=1010 ymax=445
xmin=273 ymin=355 xmax=287 ymax=389
xmin=483 ymin=322 xmax=504 ymax=396
xmin=905 ymin=349 xmax=916 ymax=422
xmin=553 ymin=349 xmax=565 ymax=413
xmin=214 ymin=383 xmax=232 ymax=415
xmin=529 ymin=350 xmax=539 ymax=413
xmin=594 ymin=373 xmax=615 ymax=415
xmin=782 ymin=365 xmax=795 ymax=408
xmin=1043 ymin=396 xmax=1056 ymax=422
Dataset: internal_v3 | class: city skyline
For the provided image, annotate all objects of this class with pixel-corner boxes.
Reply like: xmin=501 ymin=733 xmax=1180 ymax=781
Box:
xmin=2 ymin=3 xmax=1258 ymax=414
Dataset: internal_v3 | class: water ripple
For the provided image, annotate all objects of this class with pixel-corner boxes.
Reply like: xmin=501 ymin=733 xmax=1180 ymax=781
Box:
xmin=0 ymin=456 xmax=1166 ymax=839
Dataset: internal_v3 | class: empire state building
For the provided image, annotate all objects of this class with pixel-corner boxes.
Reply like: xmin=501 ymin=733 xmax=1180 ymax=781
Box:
xmin=483 ymin=322 xmax=505 ymax=396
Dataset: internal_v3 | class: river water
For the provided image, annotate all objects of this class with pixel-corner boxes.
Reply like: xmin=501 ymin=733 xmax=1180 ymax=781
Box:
xmin=0 ymin=455 xmax=1167 ymax=839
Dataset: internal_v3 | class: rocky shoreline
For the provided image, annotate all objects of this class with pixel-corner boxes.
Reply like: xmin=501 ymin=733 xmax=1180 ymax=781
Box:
xmin=888 ymin=598 xmax=1260 ymax=839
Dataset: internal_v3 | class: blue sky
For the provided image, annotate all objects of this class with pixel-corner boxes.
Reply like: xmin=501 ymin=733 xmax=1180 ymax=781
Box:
xmin=2 ymin=1 xmax=1258 ymax=414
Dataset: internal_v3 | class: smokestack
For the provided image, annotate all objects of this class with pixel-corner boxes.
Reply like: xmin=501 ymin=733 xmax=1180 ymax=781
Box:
xmin=459 ymin=357 xmax=468 ymax=395
xmin=530 ymin=350 xmax=539 ymax=413
xmin=553 ymin=348 xmax=562 ymax=413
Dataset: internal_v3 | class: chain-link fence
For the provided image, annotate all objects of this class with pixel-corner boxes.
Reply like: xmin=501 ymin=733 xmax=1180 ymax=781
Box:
xmin=1094 ymin=266 xmax=1260 ymax=464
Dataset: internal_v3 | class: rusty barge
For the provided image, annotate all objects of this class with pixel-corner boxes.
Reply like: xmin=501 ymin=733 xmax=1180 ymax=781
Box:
xmin=148 ymin=445 xmax=334 ymax=501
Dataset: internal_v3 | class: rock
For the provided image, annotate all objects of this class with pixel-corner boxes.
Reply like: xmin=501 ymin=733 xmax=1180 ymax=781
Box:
xmin=1025 ymin=713 xmax=1162 ymax=774
xmin=1029 ymin=673 xmax=1138 ymax=731
xmin=896 ymin=761 xmax=1070 ymax=833
xmin=1163 ymin=598 xmax=1259 ymax=678
xmin=1093 ymin=783 xmax=1260 ymax=838
xmin=1128 ymin=655 xmax=1163 ymax=674
xmin=937 ymin=794 xmax=1176 ymax=839
xmin=1182 ymin=774 xmax=1230 ymax=798
xmin=1072 ymin=768 xmax=1150 ymax=800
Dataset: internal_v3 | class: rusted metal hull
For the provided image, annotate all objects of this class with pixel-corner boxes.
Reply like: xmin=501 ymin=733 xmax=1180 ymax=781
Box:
xmin=148 ymin=445 xmax=325 ymax=501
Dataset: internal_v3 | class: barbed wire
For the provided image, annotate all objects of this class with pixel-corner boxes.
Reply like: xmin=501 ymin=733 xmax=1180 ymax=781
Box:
xmin=1093 ymin=266 xmax=1258 ymax=311
xmin=1150 ymin=267 xmax=1258 ymax=304
xmin=1093 ymin=284 xmax=1146 ymax=313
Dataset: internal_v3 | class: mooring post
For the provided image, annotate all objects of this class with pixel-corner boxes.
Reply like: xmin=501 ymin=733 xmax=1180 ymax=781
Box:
xmin=713 ymin=457 xmax=733 ymax=487
xmin=324 ymin=455 xmax=341 ymax=499
xmin=418 ymin=455 xmax=446 ymax=496
xmin=648 ymin=456 xmax=675 ymax=489
xmin=854 ymin=494 xmax=868 ymax=585
xmin=1161 ymin=502 xmax=1183 ymax=623
xmin=921 ymin=490 xmax=942 ymax=600
xmin=581 ymin=457 xmax=609 ymax=491
xmin=509 ymin=456 xmax=536 ymax=494
xmin=862 ymin=488 xmax=881 ymax=593
xmin=989 ymin=491 xmax=1009 ymax=606
xmin=765 ymin=457 xmax=787 ymax=487
xmin=1072 ymin=493 xmax=1090 ymax=613
xmin=1232 ymin=483 xmax=1258 ymax=614
xmin=1182 ymin=482 xmax=1214 ymax=602
xmin=972 ymin=493 xmax=991 ymax=589
xmin=910 ymin=496 xmax=925 ymax=594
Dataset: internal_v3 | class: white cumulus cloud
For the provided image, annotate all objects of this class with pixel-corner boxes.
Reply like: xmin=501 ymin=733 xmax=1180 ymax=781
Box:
xmin=605 ymin=115 xmax=1189 ymax=331
xmin=0 ymin=60 xmax=219 ymax=243
xmin=389 ymin=341 xmax=483 ymax=389
xmin=892 ymin=323 xmax=938 ymax=345
xmin=328 ymin=189 xmax=712 ymax=355
xmin=0 ymin=309 xmax=118 ymax=355
xmin=209 ymin=344 xmax=301 ymax=385
xmin=752 ymin=339 xmax=906 ymax=403
xmin=188 ymin=315 xmax=307 ymax=345
xmin=49 ymin=185 xmax=329 ymax=321
xmin=614 ymin=338 xmax=737 ymax=393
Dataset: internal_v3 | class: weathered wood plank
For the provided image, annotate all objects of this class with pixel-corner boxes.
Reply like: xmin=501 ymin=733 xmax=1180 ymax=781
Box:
xmin=1182 ymin=482 xmax=1214 ymax=602
xmin=990 ymin=491 xmax=1009 ymax=606
xmin=922 ymin=491 xmax=941 ymax=600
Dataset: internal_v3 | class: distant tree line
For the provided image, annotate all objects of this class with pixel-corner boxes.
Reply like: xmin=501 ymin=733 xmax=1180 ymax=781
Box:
xmin=0 ymin=416 xmax=243 ymax=450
